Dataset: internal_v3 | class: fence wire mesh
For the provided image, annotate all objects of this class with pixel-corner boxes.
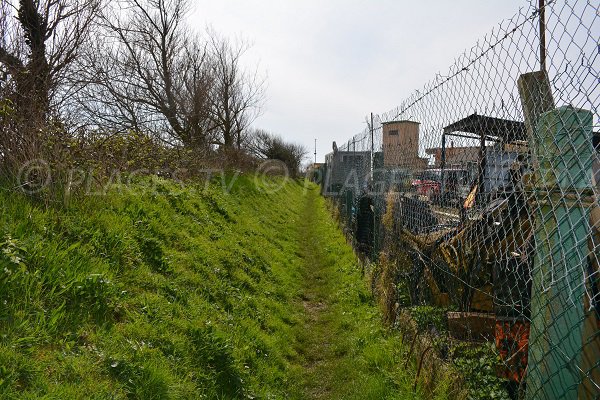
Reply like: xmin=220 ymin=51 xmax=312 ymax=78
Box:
xmin=321 ymin=1 xmax=599 ymax=398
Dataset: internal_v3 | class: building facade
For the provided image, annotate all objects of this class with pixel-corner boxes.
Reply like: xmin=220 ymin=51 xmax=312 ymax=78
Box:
xmin=426 ymin=145 xmax=481 ymax=168
xmin=382 ymin=121 xmax=428 ymax=170
xmin=323 ymin=150 xmax=371 ymax=194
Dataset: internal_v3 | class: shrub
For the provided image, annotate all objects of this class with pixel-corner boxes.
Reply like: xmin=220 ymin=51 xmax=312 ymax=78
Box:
xmin=408 ymin=306 xmax=448 ymax=333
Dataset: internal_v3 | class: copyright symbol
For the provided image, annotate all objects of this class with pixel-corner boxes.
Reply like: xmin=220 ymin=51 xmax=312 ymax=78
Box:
xmin=254 ymin=160 xmax=289 ymax=194
xmin=17 ymin=159 xmax=51 ymax=194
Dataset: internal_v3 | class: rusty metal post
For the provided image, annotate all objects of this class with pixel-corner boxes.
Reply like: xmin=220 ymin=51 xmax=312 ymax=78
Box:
xmin=413 ymin=346 xmax=433 ymax=393
xmin=539 ymin=0 xmax=547 ymax=71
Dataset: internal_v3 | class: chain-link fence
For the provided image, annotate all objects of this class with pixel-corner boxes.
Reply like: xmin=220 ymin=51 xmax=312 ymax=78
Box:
xmin=321 ymin=0 xmax=599 ymax=398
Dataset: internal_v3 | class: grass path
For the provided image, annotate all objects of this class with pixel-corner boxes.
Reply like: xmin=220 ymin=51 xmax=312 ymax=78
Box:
xmin=289 ymin=185 xmax=418 ymax=400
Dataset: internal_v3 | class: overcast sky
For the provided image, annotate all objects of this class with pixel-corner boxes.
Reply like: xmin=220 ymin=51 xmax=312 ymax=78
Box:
xmin=190 ymin=1 xmax=528 ymax=162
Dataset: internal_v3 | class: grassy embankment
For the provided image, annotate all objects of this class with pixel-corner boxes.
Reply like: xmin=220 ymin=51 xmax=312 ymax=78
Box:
xmin=0 ymin=175 xmax=431 ymax=399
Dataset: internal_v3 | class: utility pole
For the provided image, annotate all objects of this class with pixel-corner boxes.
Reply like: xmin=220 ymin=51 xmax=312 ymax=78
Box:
xmin=314 ymin=139 xmax=317 ymax=164
xmin=539 ymin=0 xmax=547 ymax=71
xmin=353 ymin=137 xmax=357 ymax=182
xmin=370 ymin=113 xmax=374 ymax=177
xmin=370 ymin=112 xmax=376 ymax=258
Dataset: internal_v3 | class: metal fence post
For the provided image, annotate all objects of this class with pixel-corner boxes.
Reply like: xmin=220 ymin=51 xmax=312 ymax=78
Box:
xmin=526 ymin=106 xmax=594 ymax=399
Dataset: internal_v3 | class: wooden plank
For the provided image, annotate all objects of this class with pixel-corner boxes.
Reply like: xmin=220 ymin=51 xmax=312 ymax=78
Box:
xmin=447 ymin=311 xmax=495 ymax=341
xmin=517 ymin=71 xmax=555 ymax=140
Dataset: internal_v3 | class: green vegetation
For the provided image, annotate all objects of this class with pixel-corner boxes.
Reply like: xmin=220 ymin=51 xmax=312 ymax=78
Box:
xmin=0 ymin=176 xmax=423 ymax=399
xmin=405 ymin=306 xmax=511 ymax=399
xmin=450 ymin=343 xmax=511 ymax=400
xmin=408 ymin=306 xmax=449 ymax=334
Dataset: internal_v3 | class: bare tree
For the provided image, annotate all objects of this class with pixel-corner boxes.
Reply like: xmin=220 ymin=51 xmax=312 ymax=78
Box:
xmin=0 ymin=0 xmax=101 ymax=173
xmin=71 ymin=1 xmax=264 ymax=155
xmin=75 ymin=0 xmax=213 ymax=149
xmin=207 ymin=31 xmax=265 ymax=150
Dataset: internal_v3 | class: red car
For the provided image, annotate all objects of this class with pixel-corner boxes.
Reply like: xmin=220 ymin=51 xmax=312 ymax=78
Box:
xmin=412 ymin=169 xmax=469 ymax=203
xmin=412 ymin=170 xmax=442 ymax=199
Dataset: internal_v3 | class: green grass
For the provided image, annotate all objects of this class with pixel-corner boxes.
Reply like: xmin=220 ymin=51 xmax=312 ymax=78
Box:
xmin=0 ymin=175 xmax=430 ymax=399
xmin=287 ymin=187 xmax=419 ymax=399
